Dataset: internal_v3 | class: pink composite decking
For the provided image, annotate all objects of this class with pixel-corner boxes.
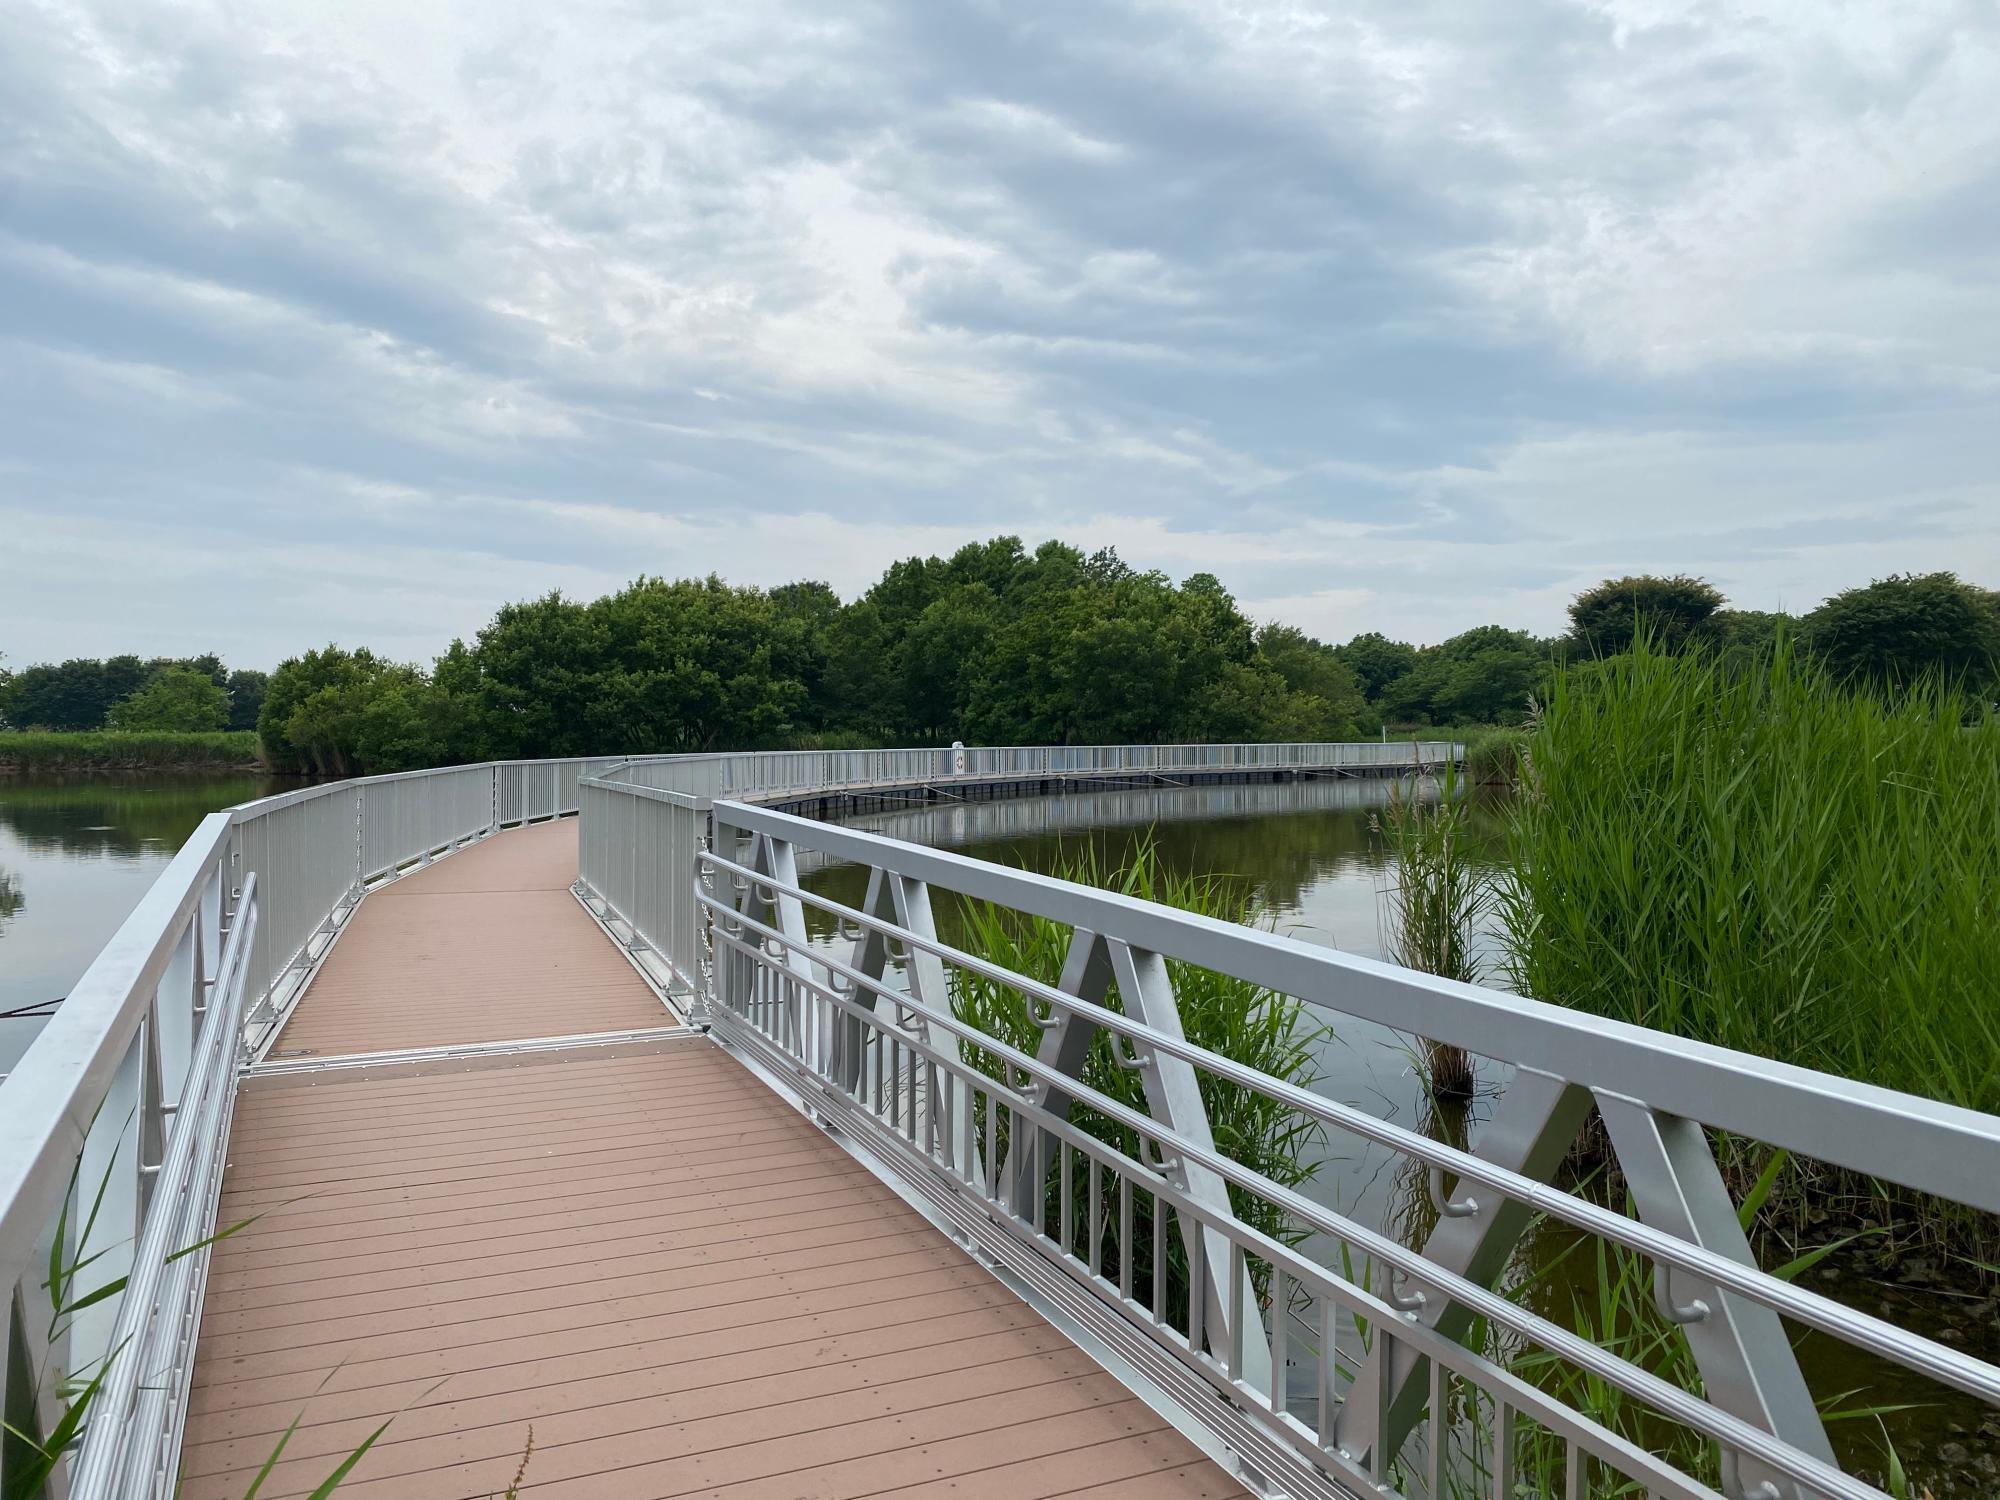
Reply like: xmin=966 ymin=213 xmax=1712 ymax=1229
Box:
xmin=185 ymin=821 xmax=1250 ymax=1499
xmin=266 ymin=820 xmax=673 ymax=1057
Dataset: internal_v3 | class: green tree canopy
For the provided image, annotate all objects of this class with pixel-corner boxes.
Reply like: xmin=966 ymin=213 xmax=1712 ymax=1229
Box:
xmin=1333 ymin=633 xmax=1418 ymax=704
xmin=1567 ymin=574 xmax=1724 ymax=655
xmin=105 ymin=667 xmax=230 ymax=732
xmin=1804 ymin=572 xmax=2000 ymax=693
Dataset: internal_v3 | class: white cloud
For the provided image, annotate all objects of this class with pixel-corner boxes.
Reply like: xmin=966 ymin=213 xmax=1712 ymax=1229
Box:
xmin=1 ymin=0 xmax=1997 ymax=667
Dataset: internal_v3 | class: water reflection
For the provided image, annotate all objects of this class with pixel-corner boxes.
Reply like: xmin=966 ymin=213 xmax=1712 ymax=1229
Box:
xmin=0 ymin=773 xmax=281 ymax=1076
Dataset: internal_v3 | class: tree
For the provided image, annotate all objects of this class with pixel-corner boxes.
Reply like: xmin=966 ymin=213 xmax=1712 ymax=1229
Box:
xmin=1379 ymin=626 xmax=1546 ymax=726
xmin=260 ymin=645 xmax=422 ymax=773
xmin=106 ymin=667 xmax=230 ymax=731
xmin=1567 ymin=575 xmax=1725 ymax=656
xmin=225 ymin=669 xmax=270 ymax=732
xmin=1334 ymin=633 xmax=1418 ymax=704
xmin=1805 ymin=572 xmax=2000 ymax=693
xmin=1255 ymin=625 xmax=1367 ymax=735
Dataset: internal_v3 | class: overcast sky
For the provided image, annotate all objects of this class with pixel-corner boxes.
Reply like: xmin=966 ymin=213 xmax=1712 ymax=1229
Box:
xmin=3 ymin=0 xmax=1998 ymax=669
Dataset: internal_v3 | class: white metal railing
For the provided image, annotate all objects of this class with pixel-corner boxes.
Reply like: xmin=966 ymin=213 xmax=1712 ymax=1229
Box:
xmin=0 ymin=817 xmax=239 ymax=1500
xmin=693 ymin=800 xmax=2000 ymax=1500
xmin=0 ymin=752 xmax=621 ymax=1500
xmin=0 ymin=740 xmax=1456 ymax=1499
xmin=577 ymin=741 xmax=1461 ymax=992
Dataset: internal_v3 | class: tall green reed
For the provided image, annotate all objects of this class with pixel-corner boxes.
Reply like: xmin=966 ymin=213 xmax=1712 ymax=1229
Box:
xmin=1501 ymin=635 xmax=2000 ymax=1249
xmin=1373 ymin=765 xmax=1491 ymax=1100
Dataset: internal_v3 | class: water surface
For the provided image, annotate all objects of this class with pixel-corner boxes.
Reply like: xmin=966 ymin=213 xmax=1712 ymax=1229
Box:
xmin=0 ymin=773 xmax=279 ymax=1076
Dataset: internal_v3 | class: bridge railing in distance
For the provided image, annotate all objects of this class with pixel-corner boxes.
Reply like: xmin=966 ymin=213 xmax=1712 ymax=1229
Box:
xmin=695 ymin=798 xmax=2000 ymax=1500
xmin=578 ymin=741 xmax=1458 ymax=1001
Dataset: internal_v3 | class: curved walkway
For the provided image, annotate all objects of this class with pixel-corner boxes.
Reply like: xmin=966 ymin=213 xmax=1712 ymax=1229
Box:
xmin=185 ymin=822 xmax=1249 ymax=1499
xmin=267 ymin=820 xmax=672 ymax=1057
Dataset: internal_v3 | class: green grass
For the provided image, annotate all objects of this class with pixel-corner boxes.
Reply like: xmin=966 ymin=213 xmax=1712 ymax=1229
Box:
xmin=1500 ymin=636 xmax=2000 ymax=1247
xmin=0 ymin=730 xmax=262 ymax=773
xmin=1460 ymin=726 xmax=1530 ymax=783
xmin=1371 ymin=766 xmax=1489 ymax=1098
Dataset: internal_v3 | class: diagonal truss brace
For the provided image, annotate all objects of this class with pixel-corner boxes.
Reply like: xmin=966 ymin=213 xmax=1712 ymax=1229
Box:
xmin=1339 ymin=1070 xmax=1835 ymax=1500
xmin=1002 ymin=928 xmax=1273 ymax=1394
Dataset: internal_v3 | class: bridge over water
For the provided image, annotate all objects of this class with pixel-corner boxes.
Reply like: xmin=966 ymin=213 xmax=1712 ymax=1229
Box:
xmin=2 ymin=744 xmax=1995 ymax=1500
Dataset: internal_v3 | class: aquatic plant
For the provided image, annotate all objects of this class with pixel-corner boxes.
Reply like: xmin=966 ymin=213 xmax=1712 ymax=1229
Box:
xmin=1501 ymin=634 xmax=2000 ymax=1248
xmin=1372 ymin=765 xmax=1490 ymax=1100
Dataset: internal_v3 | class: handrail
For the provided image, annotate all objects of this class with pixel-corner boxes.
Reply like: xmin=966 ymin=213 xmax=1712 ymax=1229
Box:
xmin=696 ymin=842 xmax=1999 ymax=1408
xmin=700 ymin=868 xmax=1885 ymax=1500
xmin=681 ymin=796 xmax=2000 ymax=1500
xmin=704 ymin=803 xmax=2000 ymax=1215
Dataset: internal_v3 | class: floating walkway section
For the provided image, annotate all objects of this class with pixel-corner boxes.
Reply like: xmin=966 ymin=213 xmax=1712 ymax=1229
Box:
xmin=180 ymin=823 xmax=1248 ymax=1500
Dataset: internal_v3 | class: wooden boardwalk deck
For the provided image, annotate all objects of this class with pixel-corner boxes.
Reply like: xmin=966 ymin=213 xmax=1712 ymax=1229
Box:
xmin=267 ymin=820 xmax=673 ymax=1057
xmin=186 ymin=821 xmax=1249 ymax=1499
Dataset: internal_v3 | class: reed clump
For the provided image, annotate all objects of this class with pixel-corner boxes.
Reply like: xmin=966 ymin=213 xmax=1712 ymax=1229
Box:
xmin=1372 ymin=767 xmax=1491 ymax=1100
xmin=0 ymin=730 xmax=261 ymax=774
xmin=1501 ymin=636 xmax=2000 ymax=1248
xmin=1460 ymin=726 xmax=1530 ymax=784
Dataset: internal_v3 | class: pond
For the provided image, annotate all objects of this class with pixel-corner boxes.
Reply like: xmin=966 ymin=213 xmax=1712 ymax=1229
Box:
xmin=0 ymin=773 xmax=283 ymax=1078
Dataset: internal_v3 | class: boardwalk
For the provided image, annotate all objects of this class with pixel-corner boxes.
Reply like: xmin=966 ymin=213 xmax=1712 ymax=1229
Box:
xmin=184 ymin=823 xmax=1249 ymax=1499
xmin=266 ymin=820 xmax=671 ymax=1056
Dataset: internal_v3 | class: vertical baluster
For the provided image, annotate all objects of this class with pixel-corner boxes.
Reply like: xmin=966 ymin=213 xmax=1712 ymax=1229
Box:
xmin=1319 ymin=1291 xmax=1338 ymax=1447
xmin=983 ymin=1090 xmax=999 ymax=1196
xmin=1564 ymin=1438 xmax=1585 ymax=1500
xmin=1118 ymin=1173 xmax=1134 ymax=1300
xmin=1428 ymin=1354 xmax=1449 ymax=1500
xmin=1370 ymin=1329 xmax=1396 ymax=1486
xmin=1228 ymin=1242 xmax=1246 ymax=1383
xmin=1491 ymin=1400 xmax=1515 ymax=1499
xmin=1151 ymin=1191 xmax=1166 ymax=1326
xmin=1187 ymin=1216 xmax=1206 ymax=1354
xmin=1270 ymin=1269 xmax=1290 ymax=1418
xmin=1089 ymin=1158 xmax=1104 ymax=1278
xmin=1059 ymin=1144 xmax=1073 ymax=1254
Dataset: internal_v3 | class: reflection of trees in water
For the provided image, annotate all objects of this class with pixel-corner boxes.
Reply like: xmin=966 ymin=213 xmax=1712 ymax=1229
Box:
xmin=0 ymin=775 xmax=272 ymax=858
xmin=0 ymin=865 xmax=21 ymax=929
xmin=809 ymin=777 xmax=1508 ymax=920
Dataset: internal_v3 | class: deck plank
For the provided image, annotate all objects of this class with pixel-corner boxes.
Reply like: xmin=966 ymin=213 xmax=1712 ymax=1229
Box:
xmin=268 ymin=819 xmax=672 ymax=1055
xmin=185 ymin=1045 xmax=1250 ymax=1499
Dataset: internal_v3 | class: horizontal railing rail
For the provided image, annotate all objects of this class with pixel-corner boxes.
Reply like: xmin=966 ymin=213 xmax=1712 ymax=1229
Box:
xmin=0 ymin=817 xmax=238 ymax=1500
xmin=694 ymin=798 xmax=2000 ymax=1500
xmin=576 ymin=741 xmax=1460 ymax=996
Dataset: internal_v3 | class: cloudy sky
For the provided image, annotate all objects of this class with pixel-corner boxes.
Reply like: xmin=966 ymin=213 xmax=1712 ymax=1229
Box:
xmin=3 ymin=0 xmax=1997 ymax=668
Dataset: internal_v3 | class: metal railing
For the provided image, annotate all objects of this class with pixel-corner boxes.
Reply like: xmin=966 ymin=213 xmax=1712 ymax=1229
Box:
xmin=692 ymin=800 xmax=2000 ymax=1500
xmin=0 ymin=817 xmax=241 ymax=1500
xmin=575 ymin=740 xmax=1461 ymax=993
xmin=0 ymin=752 xmax=623 ymax=1499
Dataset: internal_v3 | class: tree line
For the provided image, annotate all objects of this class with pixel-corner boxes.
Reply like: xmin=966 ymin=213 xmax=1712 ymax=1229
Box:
xmin=4 ymin=538 xmax=1993 ymax=776
xmin=0 ymin=654 xmax=267 ymax=735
